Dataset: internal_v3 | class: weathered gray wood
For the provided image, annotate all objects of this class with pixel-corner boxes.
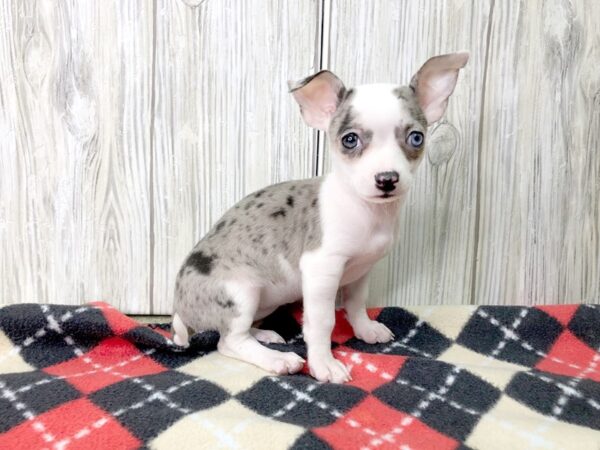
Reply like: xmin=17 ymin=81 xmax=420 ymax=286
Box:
xmin=326 ymin=0 xmax=491 ymax=306
xmin=1 ymin=0 xmax=598 ymax=312
xmin=474 ymin=0 xmax=600 ymax=305
xmin=150 ymin=0 xmax=320 ymax=314
xmin=0 ymin=1 xmax=155 ymax=312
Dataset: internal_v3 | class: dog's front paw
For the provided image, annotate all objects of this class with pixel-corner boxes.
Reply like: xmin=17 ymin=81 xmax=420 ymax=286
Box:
xmin=309 ymin=355 xmax=352 ymax=383
xmin=354 ymin=320 xmax=394 ymax=344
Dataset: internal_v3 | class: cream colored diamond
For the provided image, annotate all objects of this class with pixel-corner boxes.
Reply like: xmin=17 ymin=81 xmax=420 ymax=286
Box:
xmin=466 ymin=395 xmax=600 ymax=450
xmin=403 ymin=305 xmax=477 ymax=340
xmin=0 ymin=332 xmax=35 ymax=374
xmin=178 ymin=351 xmax=272 ymax=395
xmin=439 ymin=343 xmax=530 ymax=389
xmin=150 ymin=399 xmax=305 ymax=450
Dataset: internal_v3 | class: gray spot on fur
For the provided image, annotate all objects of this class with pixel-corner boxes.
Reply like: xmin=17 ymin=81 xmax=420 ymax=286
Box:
xmin=215 ymin=296 xmax=235 ymax=308
xmin=214 ymin=220 xmax=226 ymax=234
xmin=286 ymin=196 xmax=294 ymax=208
xmin=340 ymin=87 xmax=354 ymax=104
xmin=338 ymin=107 xmax=355 ymax=136
xmin=186 ymin=251 xmax=216 ymax=275
xmin=328 ymin=89 xmax=376 ymax=159
xmin=271 ymin=209 xmax=286 ymax=218
xmin=393 ymin=86 xmax=427 ymax=127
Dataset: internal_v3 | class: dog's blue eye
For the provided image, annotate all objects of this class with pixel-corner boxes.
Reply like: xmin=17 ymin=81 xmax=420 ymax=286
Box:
xmin=407 ymin=131 xmax=424 ymax=148
xmin=341 ymin=132 xmax=360 ymax=149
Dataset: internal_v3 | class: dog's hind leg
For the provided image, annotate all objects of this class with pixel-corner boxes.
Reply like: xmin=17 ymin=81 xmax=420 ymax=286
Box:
xmin=218 ymin=283 xmax=304 ymax=374
xmin=250 ymin=328 xmax=286 ymax=344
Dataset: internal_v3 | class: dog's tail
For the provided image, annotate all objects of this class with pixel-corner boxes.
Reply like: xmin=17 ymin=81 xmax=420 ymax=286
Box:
xmin=172 ymin=312 xmax=190 ymax=348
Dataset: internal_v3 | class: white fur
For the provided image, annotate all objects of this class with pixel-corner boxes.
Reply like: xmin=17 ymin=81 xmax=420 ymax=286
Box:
xmin=172 ymin=312 xmax=189 ymax=347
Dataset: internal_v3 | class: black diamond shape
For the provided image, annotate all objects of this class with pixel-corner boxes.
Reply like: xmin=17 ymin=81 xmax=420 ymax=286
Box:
xmin=0 ymin=304 xmax=112 ymax=368
xmin=506 ymin=370 xmax=600 ymax=430
xmin=568 ymin=305 xmax=600 ymax=350
xmin=237 ymin=375 xmax=366 ymax=428
xmin=0 ymin=304 xmax=49 ymax=343
xmin=506 ymin=308 xmax=563 ymax=352
xmin=373 ymin=359 xmax=501 ymax=441
xmin=90 ymin=371 xmax=229 ymax=441
xmin=291 ymin=431 xmax=333 ymax=450
xmin=345 ymin=308 xmax=452 ymax=358
xmin=456 ymin=307 xmax=563 ymax=367
xmin=124 ymin=326 xmax=218 ymax=369
xmin=20 ymin=330 xmax=88 ymax=368
xmin=0 ymin=371 xmax=81 ymax=433
xmin=58 ymin=305 xmax=112 ymax=341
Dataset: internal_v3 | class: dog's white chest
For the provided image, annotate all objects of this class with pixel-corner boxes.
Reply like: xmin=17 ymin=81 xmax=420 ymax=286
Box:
xmin=340 ymin=229 xmax=394 ymax=285
xmin=363 ymin=230 xmax=393 ymax=256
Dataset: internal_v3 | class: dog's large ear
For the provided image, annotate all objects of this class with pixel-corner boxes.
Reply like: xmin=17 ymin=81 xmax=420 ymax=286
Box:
xmin=288 ymin=70 xmax=346 ymax=130
xmin=410 ymin=52 xmax=469 ymax=125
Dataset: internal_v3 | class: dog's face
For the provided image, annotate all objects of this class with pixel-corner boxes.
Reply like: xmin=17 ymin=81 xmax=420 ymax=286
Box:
xmin=327 ymin=84 xmax=428 ymax=203
xmin=290 ymin=53 xmax=468 ymax=203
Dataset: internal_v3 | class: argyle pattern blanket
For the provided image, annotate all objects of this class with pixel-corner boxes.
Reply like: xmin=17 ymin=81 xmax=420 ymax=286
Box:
xmin=0 ymin=302 xmax=598 ymax=450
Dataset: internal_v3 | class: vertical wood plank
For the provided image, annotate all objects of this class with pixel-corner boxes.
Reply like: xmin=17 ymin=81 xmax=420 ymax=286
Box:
xmin=475 ymin=0 xmax=600 ymax=305
xmin=151 ymin=0 xmax=320 ymax=314
xmin=327 ymin=0 xmax=492 ymax=306
xmin=0 ymin=0 xmax=154 ymax=312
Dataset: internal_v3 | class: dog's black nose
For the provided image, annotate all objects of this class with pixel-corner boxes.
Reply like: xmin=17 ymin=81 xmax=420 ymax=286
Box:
xmin=374 ymin=171 xmax=399 ymax=192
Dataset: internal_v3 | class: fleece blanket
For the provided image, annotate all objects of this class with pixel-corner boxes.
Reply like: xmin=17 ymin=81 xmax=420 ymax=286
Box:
xmin=0 ymin=302 xmax=598 ymax=450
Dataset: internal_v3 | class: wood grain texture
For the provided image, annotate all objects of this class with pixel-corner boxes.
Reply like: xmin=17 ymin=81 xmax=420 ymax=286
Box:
xmin=150 ymin=0 xmax=320 ymax=314
xmin=1 ymin=0 xmax=598 ymax=312
xmin=0 ymin=0 xmax=154 ymax=312
xmin=474 ymin=0 xmax=600 ymax=304
xmin=326 ymin=0 xmax=492 ymax=306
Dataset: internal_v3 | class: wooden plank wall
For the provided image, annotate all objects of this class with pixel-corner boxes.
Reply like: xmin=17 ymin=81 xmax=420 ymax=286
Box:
xmin=1 ymin=0 xmax=155 ymax=313
xmin=1 ymin=0 xmax=598 ymax=313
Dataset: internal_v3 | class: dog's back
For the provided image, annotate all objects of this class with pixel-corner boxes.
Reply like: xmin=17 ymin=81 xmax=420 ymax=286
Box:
xmin=172 ymin=177 xmax=323 ymax=335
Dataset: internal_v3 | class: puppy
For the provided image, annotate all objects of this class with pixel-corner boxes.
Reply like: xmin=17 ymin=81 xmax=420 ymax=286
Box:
xmin=172 ymin=53 xmax=468 ymax=383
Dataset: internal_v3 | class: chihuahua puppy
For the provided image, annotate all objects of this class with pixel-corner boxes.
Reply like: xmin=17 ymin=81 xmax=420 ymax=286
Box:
xmin=172 ymin=53 xmax=468 ymax=383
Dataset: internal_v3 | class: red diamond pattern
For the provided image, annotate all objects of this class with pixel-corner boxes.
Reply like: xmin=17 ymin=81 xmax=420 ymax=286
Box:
xmin=334 ymin=346 xmax=407 ymax=392
xmin=44 ymin=337 xmax=167 ymax=394
xmin=536 ymin=330 xmax=600 ymax=381
xmin=0 ymin=398 xmax=140 ymax=450
xmin=315 ymin=396 xmax=459 ymax=450
xmin=1 ymin=302 xmax=598 ymax=449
